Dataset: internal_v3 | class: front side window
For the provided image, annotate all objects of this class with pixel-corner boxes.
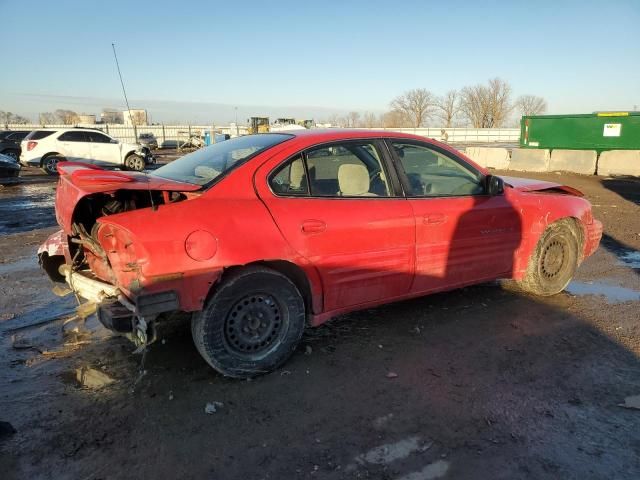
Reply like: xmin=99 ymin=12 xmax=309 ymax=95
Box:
xmin=87 ymin=132 xmax=112 ymax=143
xmin=391 ymin=142 xmax=484 ymax=196
xmin=152 ymin=133 xmax=292 ymax=187
xmin=305 ymin=142 xmax=391 ymax=197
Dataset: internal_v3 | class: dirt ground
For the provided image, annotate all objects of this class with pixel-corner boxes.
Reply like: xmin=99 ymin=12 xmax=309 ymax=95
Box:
xmin=0 ymin=163 xmax=639 ymax=479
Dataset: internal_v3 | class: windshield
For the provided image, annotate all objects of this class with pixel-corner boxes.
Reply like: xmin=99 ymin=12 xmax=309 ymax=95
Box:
xmin=151 ymin=134 xmax=293 ymax=186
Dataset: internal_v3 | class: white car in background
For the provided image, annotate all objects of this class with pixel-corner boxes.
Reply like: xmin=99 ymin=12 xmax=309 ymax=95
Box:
xmin=20 ymin=128 xmax=155 ymax=175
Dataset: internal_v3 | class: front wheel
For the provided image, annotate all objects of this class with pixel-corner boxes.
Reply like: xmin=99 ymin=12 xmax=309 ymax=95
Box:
xmin=517 ymin=220 xmax=581 ymax=296
xmin=191 ymin=266 xmax=306 ymax=378
xmin=124 ymin=154 xmax=145 ymax=171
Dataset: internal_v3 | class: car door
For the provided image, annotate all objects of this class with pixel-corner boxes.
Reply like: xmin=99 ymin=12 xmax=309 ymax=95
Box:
xmin=387 ymin=140 xmax=521 ymax=294
xmin=257 ymin=140 xmax=415 ymax=313
xmin=87 ymin=131 xmax=121 ymax=166
xmin=57 ymin=131 xmax=91 ymax=161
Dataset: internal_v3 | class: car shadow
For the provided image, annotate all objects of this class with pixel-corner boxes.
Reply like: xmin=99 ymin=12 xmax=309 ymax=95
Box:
xmin=599 ymin=176 xmax=640 ymax=275
xmin=601 ymin=176 xmax=640 ymax=207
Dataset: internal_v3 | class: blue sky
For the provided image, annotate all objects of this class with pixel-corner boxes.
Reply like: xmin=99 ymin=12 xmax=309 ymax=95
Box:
xmin=1 ymin=0 xmax=638 ymax=123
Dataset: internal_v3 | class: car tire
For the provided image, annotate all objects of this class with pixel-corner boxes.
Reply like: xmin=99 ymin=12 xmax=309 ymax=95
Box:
xmin=2 ymin=150 xmax=19 ymax=161
xmin=191 ymin=266 xmax=306 ymax=378
xmin=41 ymin=155 xmax=64 ymax=175
xmin=517 ymin=219 xmax=581 ymax=296
xmin=124 ymin=154 xmax=145 ymax=171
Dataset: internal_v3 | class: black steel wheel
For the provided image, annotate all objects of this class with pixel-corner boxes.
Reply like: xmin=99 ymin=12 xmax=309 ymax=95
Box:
xmin=191 ymin=266 xmax=305 ymax=378
xmin=518 ymin=219 xmax=580 ymax=296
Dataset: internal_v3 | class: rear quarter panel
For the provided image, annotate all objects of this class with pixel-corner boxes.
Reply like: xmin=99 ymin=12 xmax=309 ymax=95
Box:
xmin=97 ymin=158 xmax=304 ymax=311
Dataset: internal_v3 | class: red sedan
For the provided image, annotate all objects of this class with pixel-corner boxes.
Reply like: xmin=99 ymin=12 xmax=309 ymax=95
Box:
xmin=39 ymin=130 xmax=602 ymax=377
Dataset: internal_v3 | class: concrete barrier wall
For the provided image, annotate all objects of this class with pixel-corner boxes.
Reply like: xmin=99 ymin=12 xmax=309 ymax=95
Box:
xmin=549 ymin=149 xmax=597 ymax=175
xmin=464 ymin=147 xmax=510 ymax=169
xmin=597 ymin=150 xmax=640 ymax=177
xmin=508 ymin=149 xmax=550 ymax=172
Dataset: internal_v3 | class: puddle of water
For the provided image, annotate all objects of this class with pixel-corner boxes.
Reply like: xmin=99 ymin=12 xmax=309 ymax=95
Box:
xmin=566 ymin=281 xmax=640 ymax=304
xmin=0 ymin=182 xmax=57 ymax=234
xmin=618 ymin=250 xmax=640 ymax=269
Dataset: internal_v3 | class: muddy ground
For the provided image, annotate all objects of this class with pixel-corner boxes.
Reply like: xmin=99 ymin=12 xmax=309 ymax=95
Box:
xmin=0 ymin=162 xmax=639 ymax=479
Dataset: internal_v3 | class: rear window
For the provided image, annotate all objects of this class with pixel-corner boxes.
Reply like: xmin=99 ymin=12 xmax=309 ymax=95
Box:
xmin=152 ymin=134 xmax=292 ymax=187
xmin=25 ymin=130 xmax=55 ymax=140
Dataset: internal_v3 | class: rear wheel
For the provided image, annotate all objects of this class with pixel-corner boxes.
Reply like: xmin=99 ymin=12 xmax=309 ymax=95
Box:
xmin=42 ymin=155 xmax=64 ymax=175
xmin=124 ymin=154 xmax=145 ymax=171
xmin=191 ymin=266 xmax=306 ymax=378
xmin=517 ymin=220 xmax=580 ymax=296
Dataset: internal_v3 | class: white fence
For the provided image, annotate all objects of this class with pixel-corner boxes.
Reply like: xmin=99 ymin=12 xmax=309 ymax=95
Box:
xmin=3 ymin=123 xmax=248 ymax=144
xmin=3 ymin=124 xmax=520 ymax=145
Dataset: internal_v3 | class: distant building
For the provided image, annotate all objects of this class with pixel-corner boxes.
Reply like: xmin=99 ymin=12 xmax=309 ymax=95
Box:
xmin=123 ymin=109 xmax=148 ymax=126
xmin=101 ymin=109 xmax=124 ymax=124
xmin=77 ymin=114 xmax=96 ymax=124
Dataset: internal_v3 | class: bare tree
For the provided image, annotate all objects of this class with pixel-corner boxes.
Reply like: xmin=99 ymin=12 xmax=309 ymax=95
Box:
xmin=345 ymin=111 xmax=361 ymax=128
xmin=0 ymin=111 xmax=30 ymax=124
xmin=389 ymin=88 xmax=435 ymax=127
xmin=54 ymin=109 xmax=79 ymax=124
xmin=39 ymin=112 xmax=56 ymax=124
xmin=380 ymin=110 xmax=407 ymax=128
xmin=101 ymin=109 xmax=124 ymax=124
xmin=436 ymin=90 xmax=459 ymax=128
xmin=326 ymin=114 xmax=342 ymax=127
xmin=459 ymin=78 xmax=513 ymax=128
xmin=361 ymin=111 xmax=378 ymax=128
xmin=515 ymin=95 xmax=547 ymax=117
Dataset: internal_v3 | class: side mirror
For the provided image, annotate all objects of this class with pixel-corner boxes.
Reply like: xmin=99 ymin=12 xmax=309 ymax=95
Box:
xmin=485 ymin=175 xmax=504 ymax=196
xmin=110 ymin=139 xmax=118 ymax=144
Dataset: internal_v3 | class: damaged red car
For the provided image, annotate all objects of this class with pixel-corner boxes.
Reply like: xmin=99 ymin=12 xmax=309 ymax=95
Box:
xmin=39 ymin=130 xmax=603 ymax=377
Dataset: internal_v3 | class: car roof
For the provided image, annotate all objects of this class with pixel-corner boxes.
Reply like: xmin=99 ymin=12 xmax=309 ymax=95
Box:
xmin=275 ymin=128 xmax=435 ymax=143
xmin=32 ymin=127 xmax=107 ymax=132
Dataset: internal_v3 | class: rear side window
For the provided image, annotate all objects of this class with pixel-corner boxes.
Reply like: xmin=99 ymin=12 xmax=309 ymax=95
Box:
xmin=270 ymin=156 xmax=309 ymax=196
xmin=305 ymin=142 xmax=391 ymax=197
xmin=25 ymin=130 xmax=55 ymax=140
xmin=58 ymin=131 xmax=88 ymax=142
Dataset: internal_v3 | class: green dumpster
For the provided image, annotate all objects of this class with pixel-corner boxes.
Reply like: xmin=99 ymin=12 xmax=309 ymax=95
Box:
xmin=520 ymin=112 xmax=640 ymax=152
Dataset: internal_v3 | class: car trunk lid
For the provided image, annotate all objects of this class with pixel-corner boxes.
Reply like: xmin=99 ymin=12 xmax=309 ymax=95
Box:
xmin=55 ymin=162 xmax=201 ymax=233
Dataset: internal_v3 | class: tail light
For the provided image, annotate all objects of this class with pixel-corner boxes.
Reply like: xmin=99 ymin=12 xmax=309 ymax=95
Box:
xmin=27 ymin=141 xmax=38 ymax=151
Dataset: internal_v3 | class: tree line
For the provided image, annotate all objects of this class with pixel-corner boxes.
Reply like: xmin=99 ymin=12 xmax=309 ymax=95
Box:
xmin=325 ymin=78 xmax=547 ymax=128
xmin=3 ymin=78 xmax=547 ymax=128
xmin=0 ymin=111 xmax=30 ymax=124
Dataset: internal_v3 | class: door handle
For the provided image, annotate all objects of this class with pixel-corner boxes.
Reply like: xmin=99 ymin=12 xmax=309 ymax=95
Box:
xmin=423 ymin=214 xmax=446 ymax=225
xmin=301 ymin=220 xmax=326 ymax=234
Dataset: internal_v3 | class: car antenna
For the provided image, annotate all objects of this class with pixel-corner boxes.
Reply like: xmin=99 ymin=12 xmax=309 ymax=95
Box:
xmin=111 ymin=42 xmax=135 ymax=128
xmin=112 ymin=42 xmax=156 ymax=211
